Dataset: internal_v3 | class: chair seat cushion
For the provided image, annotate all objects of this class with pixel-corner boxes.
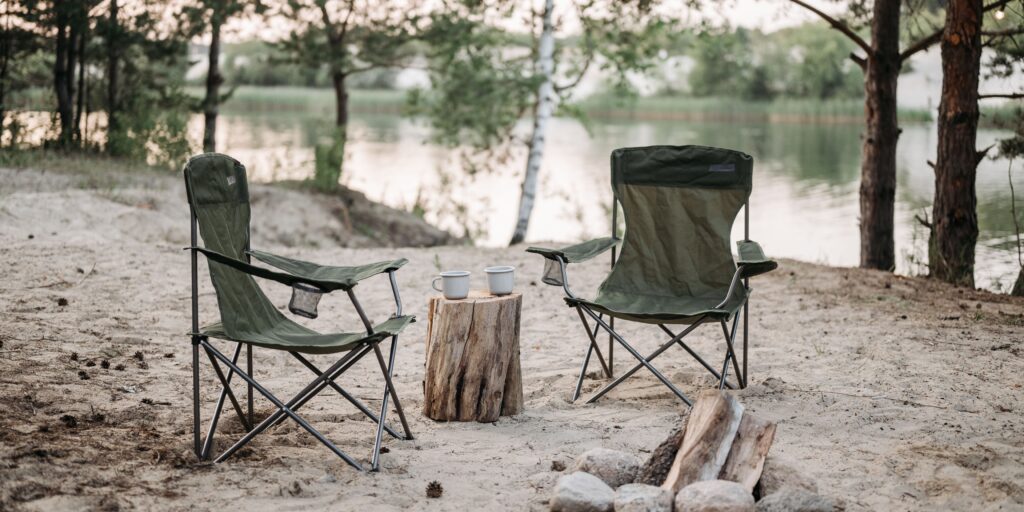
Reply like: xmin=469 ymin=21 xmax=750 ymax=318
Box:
xmin=201 ymin=315 xmax=415 ymax=354
xmin=566 ymin=288 xmax=745 ymax=325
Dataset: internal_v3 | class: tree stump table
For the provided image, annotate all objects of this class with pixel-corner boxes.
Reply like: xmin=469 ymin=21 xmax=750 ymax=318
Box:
xmin=423 ymin=291 xmax=524 ymax=422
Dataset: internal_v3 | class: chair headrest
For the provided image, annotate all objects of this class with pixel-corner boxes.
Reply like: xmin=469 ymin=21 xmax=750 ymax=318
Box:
xmin=183 ymin=153 xmax=249 ymax=206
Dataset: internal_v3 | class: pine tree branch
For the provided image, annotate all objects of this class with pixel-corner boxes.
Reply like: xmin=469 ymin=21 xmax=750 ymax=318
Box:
xmin=901 ymin=0 xmax=1015 ymax=62
xmin=979 ymin=93 xmax=1024 ymax=99
xmin=787 ymin=0 xmax=871 ymax=55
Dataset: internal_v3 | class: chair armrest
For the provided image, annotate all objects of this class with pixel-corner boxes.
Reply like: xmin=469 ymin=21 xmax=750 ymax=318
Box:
xmin=526 ymin=237 xmax=620 ymax=264
xmin=188 ymin=246 xmax=406 ymax=292
xmin=248 ymin=249 xmax=407 ymax=291
xmin=188 ymin=246 xmax=309 ymax=288
xmin=736 ymin=240 xmax=777 ymax=278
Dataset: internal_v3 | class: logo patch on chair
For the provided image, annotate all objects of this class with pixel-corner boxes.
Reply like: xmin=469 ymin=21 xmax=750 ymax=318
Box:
xmin=226 ymin=175 xmax=237 ymax=186
xmin=709 ymin=163 xmax=735 ymax=173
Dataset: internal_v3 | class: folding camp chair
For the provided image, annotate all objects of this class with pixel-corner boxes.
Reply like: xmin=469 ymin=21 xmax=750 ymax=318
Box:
xmin=527 ymin=145 xmax=777 ymax=406
xmin=183 ymin=153 xmax=414 ymax=471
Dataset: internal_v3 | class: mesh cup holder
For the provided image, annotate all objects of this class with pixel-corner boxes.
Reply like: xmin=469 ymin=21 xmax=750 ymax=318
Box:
xmin=289 ymin=282 xmax=324 ymax=319
xmin=541 ymin=258 xmax=564 ymax=286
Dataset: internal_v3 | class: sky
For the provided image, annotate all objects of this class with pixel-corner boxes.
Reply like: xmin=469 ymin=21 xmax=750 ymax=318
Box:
xmin=222 ymin=0 xmax=839 ymax=42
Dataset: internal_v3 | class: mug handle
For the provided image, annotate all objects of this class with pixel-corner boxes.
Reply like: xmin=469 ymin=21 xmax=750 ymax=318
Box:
xmin=431 ymin=276 xmax=443 ymax=292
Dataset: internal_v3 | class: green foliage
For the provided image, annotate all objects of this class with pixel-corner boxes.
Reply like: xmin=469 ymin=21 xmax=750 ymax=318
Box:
xmin=687 ymin=23 xmax=863 ymax=101
xmin=312 ymin=127 xmax=346 ymax=192
xmin=408 ymin=6 xmax=536 ymax=150
xmin=413 ymin=0 xmax=679 ymax=156
xmin=274 ymin=1 xmax=421 ymax=82
xmin=688 ymin=27 xmax=757 ymax=98
xmin=103 ymin=7 xmax=193 ymax=166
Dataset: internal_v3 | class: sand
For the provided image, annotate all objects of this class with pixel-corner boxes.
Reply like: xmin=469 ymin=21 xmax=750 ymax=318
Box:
xmin=1 ymin=164 xmax=1023 ymax=511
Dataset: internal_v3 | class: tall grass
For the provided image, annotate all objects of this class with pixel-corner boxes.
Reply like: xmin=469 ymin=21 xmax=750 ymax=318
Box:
xmin=18 ymin=85 xmax=939 ymax=124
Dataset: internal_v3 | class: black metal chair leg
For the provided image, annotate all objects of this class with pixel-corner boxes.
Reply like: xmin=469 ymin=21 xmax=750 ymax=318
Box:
xmin=581 ymin=307 xmax=692 ymax=406
xmin=720 ymin=315 xmax=744 ymax=388
xmin=267 ymin=345 xmax=371 ymax=429
xmin=370 ymin=338 xmax=412 ymax=471
xmin=192 ymin=338 xmax=201 ymax=458
xmin=201 ymin=343 xmax=244 ymax=459
xmin=203 ymin=341 xmax=364 ymax=471
xmin=204 ymin=345 xmax=251 ymax=431
xmin=247 ymin=343 xmax=254 ymax=427
xmin=382 ymin=336 xmax=413 ymax=440
xmin=656 ymin=323 xmax=736 ymax=390
xmin=575 ymin=307 xmax=611 ymax=378
xmin=572 ymin=343 xmax=594 ymax=402
xmin=290 ymin=351 xmax=404 ymax=440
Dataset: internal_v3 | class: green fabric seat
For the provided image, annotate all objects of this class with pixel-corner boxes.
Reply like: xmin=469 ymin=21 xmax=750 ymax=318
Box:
xmin=200 ymin=315 xmax=414 ymax=355
xmin=183 ymin=152 xmax=415 ymax=470
xmin=567 ymin=288 xmax=746 ymax=325
xmin=527 ymin=145 xmax=777 ymax=405
xmin=183 ymin=152 xmax=413 ymax=354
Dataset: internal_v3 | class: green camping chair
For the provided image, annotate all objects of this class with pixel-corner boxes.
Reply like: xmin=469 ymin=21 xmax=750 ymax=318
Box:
xmin=184 ymin=153 xmax=414 ymax=471
xmin=527 ymin=145 xmax=777 ymax=406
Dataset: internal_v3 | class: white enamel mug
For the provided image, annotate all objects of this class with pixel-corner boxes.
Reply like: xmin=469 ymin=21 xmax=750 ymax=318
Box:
xmin=431 ymin=270 xmax=471 ymax=300
xmin=485 ymin=266 xmax=515 ymax=296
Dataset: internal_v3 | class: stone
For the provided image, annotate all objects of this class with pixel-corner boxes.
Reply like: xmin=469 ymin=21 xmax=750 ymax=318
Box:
xmin=758 ymin=456 xmax=818 ymax=496
xmin=675 ymin=480 xmax=755 ymax=512
xmin=756 ymin=488 xmax=834 ymax=512
xmin=551 ymin=472 xmax=615 ymax=512
xmin=575 ymin=448 xmax=642 ymax=488
xmin=614 ymin=483 xmax=673 ymax=512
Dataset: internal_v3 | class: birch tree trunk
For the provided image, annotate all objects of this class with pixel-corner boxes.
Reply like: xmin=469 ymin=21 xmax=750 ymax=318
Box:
xmin=930 ymin=0 xmax=983 ymax=287
xmin=509 ymin=0 xmax=555 ymax=246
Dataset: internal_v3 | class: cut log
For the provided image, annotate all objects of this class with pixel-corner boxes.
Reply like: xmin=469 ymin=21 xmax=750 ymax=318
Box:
xmin=422 ymin=291 xmax=523 ymax=422
xmin=720 ymin=413 xmax=777 ymax=493
xmin=637 ymin=417 xmax=688 ymax=485
xmin=661 ymin=389 xmax=744 ymax=494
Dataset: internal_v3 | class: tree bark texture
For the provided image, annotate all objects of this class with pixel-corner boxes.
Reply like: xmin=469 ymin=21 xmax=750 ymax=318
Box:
xmin=423 ymin=292 xmax=523 ymax=422
xmin=509 ymin=0 xmax=555 ymax=246
xmin=930 ymin=0 xmax=983 ymax=287
xmin=74 ymin=24 xmax=87 ymax=143
xmin=859 ymin=0 xmax=902 ymax=271
xmin=53 ymin=10 xmax=74 ymax=147
xmin=203 ymin=18 xmax=222 ymax=153
xmin=106 ymin=0 xmax=120 ymax=147
xmin=331 ymin=71 xmax=349 ymax=127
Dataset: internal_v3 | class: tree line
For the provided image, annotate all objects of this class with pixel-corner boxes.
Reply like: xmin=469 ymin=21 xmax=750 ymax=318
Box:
xmin=1 ymin=0 xmax=1023 ymax=293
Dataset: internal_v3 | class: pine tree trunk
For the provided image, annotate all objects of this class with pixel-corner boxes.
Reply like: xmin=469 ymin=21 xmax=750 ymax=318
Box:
xmin=0 ymin=8 xmax=10 ymax=140
xmin=1012 ymin=268 xmax=1024 ymax=296
xmin=859 ymin=0 xmax=901 ymax=271
xmin=332 ymin=71 xmax=348 ymax=128
xmin=202 ymin=18 xmax=222 ymax=153
xmin=509 ymin=0 xmax=555 ymax=246
xmin=106 ymin=0 xmax=120 ymax=151
xmin=53 ymin=11 xmax=74 ymax=148
xmin=930 ymin=0 xmax=983 ymax=287
xmin=74 ymin=25 xmax=86 ymax=144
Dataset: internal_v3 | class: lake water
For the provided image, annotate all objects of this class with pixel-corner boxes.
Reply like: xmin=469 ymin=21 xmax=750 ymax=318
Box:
xmin=196 ymin=107 xmax=1023 ymax=292
xmin=10 ymin=105 xmax=1022 ymax=291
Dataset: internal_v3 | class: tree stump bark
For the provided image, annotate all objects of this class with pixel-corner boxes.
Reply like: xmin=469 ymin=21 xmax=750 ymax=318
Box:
xmin=423 ymin=291 xmax=523 ymax=422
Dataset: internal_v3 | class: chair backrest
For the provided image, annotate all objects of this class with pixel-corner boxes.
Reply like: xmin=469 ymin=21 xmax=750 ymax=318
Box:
xmin=184 ymin=153 xmax=287 ymax=335
xmin=599 ymin=145 xmax=753 ymax=300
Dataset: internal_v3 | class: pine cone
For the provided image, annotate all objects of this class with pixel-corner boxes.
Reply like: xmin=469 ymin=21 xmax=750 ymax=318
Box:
xmin=426 ymin=481 xmax=443 ymax=499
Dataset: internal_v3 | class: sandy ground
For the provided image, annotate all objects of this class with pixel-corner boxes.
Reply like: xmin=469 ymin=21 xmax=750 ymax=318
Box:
xmin=1 ymin=164 xmax=1023 ymax=511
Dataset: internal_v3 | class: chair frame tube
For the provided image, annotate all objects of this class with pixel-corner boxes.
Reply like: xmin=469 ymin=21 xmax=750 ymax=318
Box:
xmin=545 ymin=194 xmax=755 ymax=406
xmin=188 ymin=209 xmax=412 ymax=471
